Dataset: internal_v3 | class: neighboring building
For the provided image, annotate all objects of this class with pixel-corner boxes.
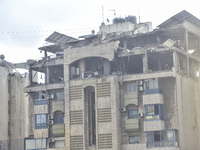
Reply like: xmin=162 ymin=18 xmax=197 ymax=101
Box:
xmin=0 ymin=58 xmax=32 ymax=150
xmin=24 ymin=10 xmax=200 ymax=150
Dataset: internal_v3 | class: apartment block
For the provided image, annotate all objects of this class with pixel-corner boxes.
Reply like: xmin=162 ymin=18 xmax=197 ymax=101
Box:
xmin=24 ymin=10 xmax=200 ymax=150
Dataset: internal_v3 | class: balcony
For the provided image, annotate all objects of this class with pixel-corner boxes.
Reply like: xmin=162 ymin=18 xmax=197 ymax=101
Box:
xmin=52 ymin=100 xmax=64 ymax=112
xmin=52 ymin=124 xmax=65 ymax=137
xmin=124 ymin=92 xmax=138 ymax=106
xmin=125 ymin=118 xmax=139 ymax=131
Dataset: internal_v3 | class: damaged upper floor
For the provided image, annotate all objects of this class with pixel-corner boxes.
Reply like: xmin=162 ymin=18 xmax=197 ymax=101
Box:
xmin=26 ymin=10 xmax=200 ymax=88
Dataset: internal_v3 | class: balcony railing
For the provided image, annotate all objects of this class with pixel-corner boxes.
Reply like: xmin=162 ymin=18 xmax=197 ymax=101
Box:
xmin=34 ymin=99 xmax=47 ymax=105
xmin=147 ymin=141 xmax=179 ymax=148
xmin=52 ymin=100 xmax=64 ymax=112
xmin=144 ymin=88 xmax=162 ymax=95
xmin=125 ymin=118 xmax=139 ymax=131
xmin=52 ymin=124 xmax=65 ymax=137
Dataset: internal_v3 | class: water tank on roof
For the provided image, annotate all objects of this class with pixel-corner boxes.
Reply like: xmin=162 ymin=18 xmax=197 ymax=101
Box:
xmin=125 ymin=16 xmax=137 ymax=24
xmin=113 ymin=17 xmax=125 ymax=24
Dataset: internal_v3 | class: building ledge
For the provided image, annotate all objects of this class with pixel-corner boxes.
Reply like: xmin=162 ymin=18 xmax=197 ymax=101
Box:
xmin=24 ymin=83 xmax=64 ymax=93
xmin=122 ymin=71 xmax=176 ymax=82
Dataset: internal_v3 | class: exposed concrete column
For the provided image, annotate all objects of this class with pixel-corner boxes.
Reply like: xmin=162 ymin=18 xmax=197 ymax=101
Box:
xmin=64 ymin=64 xmax=70 ymax=150
xmin=44 ymin=51 xmax=47 ymax=58
xmin=123 ymin=39 xmax=127 ymax=50
xmin=110 ymin=77 xmax=121 ymax=150
xmin=187 ymin=56 xmax=190 ymax=77
xmin=45 ymin=67 xmax=50 ymax=84
xmin=185 ymin=30 xmax=189 ymax=51
xmin=173 ymin=51 xmax=178 ymax=72
xmin=79 ymin=59 xmax=85 ymax=74
xmin=143 ymin=50 xmax=148 ymax=73
xmin=29 ymin=68 xmax=32 ymax=85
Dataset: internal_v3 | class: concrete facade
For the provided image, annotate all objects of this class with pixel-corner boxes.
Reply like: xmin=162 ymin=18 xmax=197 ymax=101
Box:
xmin=24 ymin=10 xmax=200 ymax=150
xmin=0 ymin=62 xmax=31 ymax=150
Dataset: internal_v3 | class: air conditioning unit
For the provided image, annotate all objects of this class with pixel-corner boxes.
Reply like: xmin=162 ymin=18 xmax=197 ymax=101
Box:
xmin=49 ymin=94 xmax=54 ymax=99
xmin=49 ymin=138 xmax=55 ymax=143
xmin=120 ymin=107 xmax=126 ymax=112
xmin=49 ymin=114 xmax=54 ymax=120
xmin=138 ymin=112 xmax=144 ymax=118
xmin=49 ymin=120 xmax=54 ymax=125
xmin=137 ymin=86 xmax=143 ymax=91
xmin=137 ymin=80 xmax=143 ymax=85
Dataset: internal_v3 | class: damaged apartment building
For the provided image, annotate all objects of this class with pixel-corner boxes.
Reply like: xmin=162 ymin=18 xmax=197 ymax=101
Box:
xmin=0 ymin=55 xmax=32 ymax=150
xmin=24 ymin=10 xmax=200 ymax=150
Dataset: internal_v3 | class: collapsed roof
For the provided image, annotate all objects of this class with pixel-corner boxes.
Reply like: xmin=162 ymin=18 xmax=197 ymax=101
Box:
xmin=38 ymin=10 xmax=200 ymax=56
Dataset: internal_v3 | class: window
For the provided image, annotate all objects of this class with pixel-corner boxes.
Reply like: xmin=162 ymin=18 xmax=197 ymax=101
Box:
xmin=145 ymin=104 xmax=164 ymax=121
xmin=34 ymin=91 xmax=47 ymax=105
xmin=145 ymin=80 xmax=159 ymax=89
xmin=128 ymin=110 xmax=138 ymax=119
xmin=127 ymin=84 xmax=137 ymax=93
xmin=146 ymin=130 xmax=179 ymax=148
xmin=129 ymin=135 xmax=140 ymax=144
xmin=55 ymin=91 xmax=64 ymax=100
xmin=35 ymin=114 xmax=47 ymax=129
xmin=25 ymin=138 xmax=47 ymax=150
xmin=55 ymin=115 xmax=64 ymax=124
xmin=144 ymin=80 xmax=162 ymax=94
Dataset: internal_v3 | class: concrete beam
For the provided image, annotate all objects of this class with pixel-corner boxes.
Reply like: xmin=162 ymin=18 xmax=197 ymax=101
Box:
xmin=181 ymin=21 xmax=200 ymax=36
xmin=24 ymin=83 xmax=64 ymax=93
xmin=122 ymin=71 xmax=176 ymax=82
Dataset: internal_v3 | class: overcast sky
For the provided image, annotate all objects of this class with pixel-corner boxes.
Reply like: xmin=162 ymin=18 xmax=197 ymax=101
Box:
xmin=1 ymin=0 xmax=200 ymax=63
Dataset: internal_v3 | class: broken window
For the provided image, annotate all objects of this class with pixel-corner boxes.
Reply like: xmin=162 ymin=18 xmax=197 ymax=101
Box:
xmin=49 ymin=65 xmax=64 ymax=84
xmin=148 ymin=51 xmax=173 ymax=72
xmin=70 ymin=57 xmax=110 ymax=79
xmin=189 ymin=58 xmax=200 ymax=79
xmin=120 ymin=55 xmax=143 ymax=75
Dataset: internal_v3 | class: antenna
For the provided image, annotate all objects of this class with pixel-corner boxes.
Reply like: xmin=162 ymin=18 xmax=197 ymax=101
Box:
xmin=109 ymin=9 xmax=116 ymax=17
xmin=102 ymin=5 xmax=104 ymax=23
xmin=138 ymin=10 xmax=141 ymax=23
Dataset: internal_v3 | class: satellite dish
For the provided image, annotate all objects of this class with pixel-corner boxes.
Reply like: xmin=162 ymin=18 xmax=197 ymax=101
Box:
xmin=0 ymin=54 xmax=5 ymax=60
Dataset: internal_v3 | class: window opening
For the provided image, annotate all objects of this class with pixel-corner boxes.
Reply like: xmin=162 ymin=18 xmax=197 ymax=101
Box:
xmin=128 ymin=110 xmax=138 ymax=119
xmin=127 ymin=84 xmax=137 ymax=93
xmin=55 ymin=91 xmax=64 ymax=100
xmin=146 ymin=130 xmax=178 ymax=148
xmin=85 ymin=86 xmax=96 ymax=146
xmin=129 ymin=135 xmax=140 ymax=144
xmin=35 ymin=114 xmax=47 ymax=129
xmin=145 ymin=104 xmax=164 ymax=121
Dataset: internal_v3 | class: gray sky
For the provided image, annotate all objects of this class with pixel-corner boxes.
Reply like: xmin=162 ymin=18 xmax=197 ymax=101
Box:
xmin=1 ymin=0 xmax=200 ymax=63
